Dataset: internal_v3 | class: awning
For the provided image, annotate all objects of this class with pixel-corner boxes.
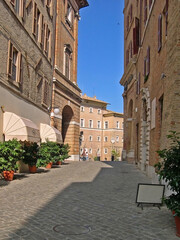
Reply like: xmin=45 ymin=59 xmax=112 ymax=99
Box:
xmin=40 ymin=123 xmax=63 ymax=143
xmin=3 ymin=112 xmax=40 ymax=142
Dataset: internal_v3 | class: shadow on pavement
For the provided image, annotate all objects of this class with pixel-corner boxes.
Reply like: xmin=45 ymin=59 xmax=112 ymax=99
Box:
xmin=5 ymin=162 xmax=177 ymax=240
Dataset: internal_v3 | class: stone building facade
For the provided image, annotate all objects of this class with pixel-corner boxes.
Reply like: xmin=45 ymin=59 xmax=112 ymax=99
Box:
xmin=0 ymin=0 xmax=60 ymax=144
xmin=51 ymin=0 xmax=88 ymax=161
xmin=120 ymin=0 xmax=180 ymax=178
xmin=80 ymin=94 xmax=124 ymax=161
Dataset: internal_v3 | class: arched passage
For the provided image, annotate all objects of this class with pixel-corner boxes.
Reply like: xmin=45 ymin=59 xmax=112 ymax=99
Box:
xmin=62 ymin=105 xmax=74 ymax=143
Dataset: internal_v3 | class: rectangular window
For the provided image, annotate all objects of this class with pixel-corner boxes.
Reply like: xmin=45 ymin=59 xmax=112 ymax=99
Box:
xmin=116 ymin=121 xmax=119 ymax=129
xmin=158 ymin=14 xmax=162 ymax=52
xmin=80 ymin=119 xmax=84 ymax=127
xmin=32 ymin=1 xmax=37 ymax=35
xmin=104 ymin=121 xmax=108 ymax=129
xmin=147 ymin=46 xmax=150 ymax=76
xmin=98 ymin=109 xmax=101 ymax=114
xmin=104 ymin=136 xmax=108 ymax=142
xmin=149 ymin=0 xmax=152 ymax=9
xmin=11 ymin=0 xmax=24 ymax=17
xmin=116 ymin=136 xmax=119 ymax=142
xmin=136 ymin=72 xmax=141 ymax=95
xmin=97 ymin=136 xmax=101 ymax=142
xmin=64 ymin=46 xmax=72 ymax=79
xmin=42 ymin=79 xmax=49 ymax=106
xmin=46 ymin=0 xmax=53 ymax=16
xmin=133 ymin=17 xmax=139 ymax=55
xmin=144 ymin=0 xmax=147 ymax=25
xmin=89 ymin=107 xmax=93 ymax=113
xmin=104 ymin=148 xmax=108 ymax=154
xmin=7 ymin=41 xmax=22 ymax=83
xmin=165 ymin=0 xmax=168 ymax=36
xmin=89 ymin=136 xmax=92 ymax=142
xmin=89 ymin=148 xmax=92 ymax=154
xmin=81 ymin=106 xmax=84 ymax=112
xmin=97 ymin=121 xmax=101 ymax=129
xmin=89 ymin=120 xmax=93 ymax=128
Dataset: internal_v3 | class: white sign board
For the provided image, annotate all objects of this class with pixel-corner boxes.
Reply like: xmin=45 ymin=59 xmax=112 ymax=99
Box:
xmin=136 ymin=183 xmax=165 ymax=204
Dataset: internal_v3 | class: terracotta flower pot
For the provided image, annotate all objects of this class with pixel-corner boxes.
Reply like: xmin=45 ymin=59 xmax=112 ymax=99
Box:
xmin=3 ymin=170 xmax=14 ymax=181
xmin=175 ymin=215 xmax=180 ymax=237
xmin=46 ymin=162 xmax=53 ymax=169
xmin=56 ymin=161 xmax=62 ymax=165
xmin=29 ymin=165 xmax=37 ymax=173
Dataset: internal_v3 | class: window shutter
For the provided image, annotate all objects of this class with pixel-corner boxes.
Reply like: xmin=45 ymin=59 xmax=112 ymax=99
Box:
xmin=149 ymin=0 xmax=152 ymax=9
xmin=158 ymin=14 xmax=162 ymax=52
xmin=48 ymin=32 xmax=52 ymax=60
xmin=144 ymin=57 xmax=146 ymax=77
xmin=32 ymin=1 xmax=37 ymax=35
xmin=126 ymin=15 xmax=129 ymax=32
xmin=43 ymin=80 xmax=48 ymax=105
xmin=126 ymin=49 xmax=129 ymax=66
xmin=138 ymin=72 xmax=141 ymax=94
xmin=133 ymin=18 xmax=139 ymax=54
xmin=7 ymin=41 xmax=13 ymax=76
xmin=147 ymin=46 xmax=150 ymax=75
xmin=17 ymin=52 xmax=22 ymax=83
xmin=19 ymin=0 xmax=24 ymax=18
xmin=130 ymin=4 xmax=133 ymax=22
xmin=41 ymin=15 xmax=44 ymax=46
xmin=165 ymin=0 xmax=168 ymax=36
xmin=144 ymin=0 xmax=147 ymax=25
xmin=129 ymin=42 xmax=132 ymax=58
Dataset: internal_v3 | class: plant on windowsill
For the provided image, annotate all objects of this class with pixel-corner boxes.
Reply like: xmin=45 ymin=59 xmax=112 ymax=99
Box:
xmin=0 ymin=139 xmax=24 ymax=181
xmin=21 ymin=141 xmax=39 ymax=173
xmin=155 ymin=131 xmax=180 ymax=237
xmin=37 ymin=140 xmax=62 ymax=169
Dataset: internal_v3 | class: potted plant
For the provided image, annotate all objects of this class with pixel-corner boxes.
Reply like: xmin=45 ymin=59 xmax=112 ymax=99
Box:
xmin=21 ymin=141 xmax=39 ymax=173
xmin=0 ymin=139 xmax=24 ymax=181
xmin=37 ymin=141 xmax=62 ymax=169
xmin=58 ymin=143 xmax=70 ymax=164
xmin=155 ymin=131 xmax=180 ymax=237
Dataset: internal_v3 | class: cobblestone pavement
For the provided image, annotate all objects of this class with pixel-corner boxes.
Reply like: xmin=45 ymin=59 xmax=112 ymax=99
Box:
xmin=0 ymin=161 xmax=179 ymax=240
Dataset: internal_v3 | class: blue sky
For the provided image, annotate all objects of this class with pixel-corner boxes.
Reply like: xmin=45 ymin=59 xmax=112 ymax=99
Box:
xmin=77 ymin=0 xmax=124 ymax=113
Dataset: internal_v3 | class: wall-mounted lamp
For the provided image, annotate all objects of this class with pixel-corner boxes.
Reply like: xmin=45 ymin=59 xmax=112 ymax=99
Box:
xmin=50 ymin=107 xmax=60 ymax=117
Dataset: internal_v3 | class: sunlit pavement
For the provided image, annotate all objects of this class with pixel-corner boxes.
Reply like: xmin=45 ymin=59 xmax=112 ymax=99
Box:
xmin=0 ymin=161 xmax=179 ymax=240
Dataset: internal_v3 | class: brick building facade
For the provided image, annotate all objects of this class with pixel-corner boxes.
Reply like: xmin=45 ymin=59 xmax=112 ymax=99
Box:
xmin=51 ymin=0 xmax=88 ymax=161
xmin=120 ymin=0 xmax=180 ymax=178
xmin=0 ymin=0 xmax=58 ymax=143
xmin=80 ymin=94 xmax=124 ymax=161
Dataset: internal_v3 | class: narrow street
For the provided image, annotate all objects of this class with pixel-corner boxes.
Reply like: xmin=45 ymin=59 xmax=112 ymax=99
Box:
xmin=0 ymin=161 xmax=178 ymax=240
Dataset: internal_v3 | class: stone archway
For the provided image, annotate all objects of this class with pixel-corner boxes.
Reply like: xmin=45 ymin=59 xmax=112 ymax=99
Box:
xmin=140 ymin=88 xmax=151 ymax=172
xmin=62 ymin=105 xmax=74 ymax=143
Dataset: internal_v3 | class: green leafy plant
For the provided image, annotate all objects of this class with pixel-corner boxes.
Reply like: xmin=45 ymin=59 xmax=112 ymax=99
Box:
xmin=0 ymin=139 xmax=24 ymax=172
xmin=21 ymin=141 xmax=39 ymax=167
xmin=37 ymin=141 xmax=62 ymax=167
xmin=155 ymin=131 xmax=180 ymax=217
xmin=111 ymin=149 xmax=120 ymax=161
xmin=59 ymin=144 xmax=70 ymax=162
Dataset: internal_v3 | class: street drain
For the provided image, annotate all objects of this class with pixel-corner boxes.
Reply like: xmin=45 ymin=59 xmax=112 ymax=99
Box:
xmin=53 ymin=224 xmax=91 ymax=235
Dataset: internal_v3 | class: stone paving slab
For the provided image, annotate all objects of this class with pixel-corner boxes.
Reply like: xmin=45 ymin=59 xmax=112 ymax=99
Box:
xmin=0 ymin=161 xmax=179 ymax=240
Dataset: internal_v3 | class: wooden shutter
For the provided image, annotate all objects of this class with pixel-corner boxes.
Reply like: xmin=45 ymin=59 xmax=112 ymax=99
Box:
xmin=41 ymin=15 xmax=44 ymax=46
xmin=43 ymin=80 xmax=48 ymax=105
xmin=126 ymin=49 xmax=129 ymax=66
xmin=158 ymin=14 xmax=162 ymax=52
xmin=133 ymin=18 xmax=139 ymax=54
xmin=165 ymin=0 xmax=168 ymax=36
xmin=19 ymin=0 xmax=24 ymax=18
xmin=149 ymin=0 xmax=152 ymax=9
xmin=16 ymin=52 xmax=22 ymax=83
xmin=144 ymin=0 xmax=147 ymax=25
xmin=7 ymin=41 xmax=13 ymax=76
xmin=48 ymin=32 xmax=52 ymax=60
xmin=147 ymin=46 xmax=150 ymax=75
xmin=32 ymin=1 xmax=37 ymax=35
xmin=130 ymin=4 xmax=133 ymax=22
xmin=144 ymin=57 xmax=146 ymax=77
